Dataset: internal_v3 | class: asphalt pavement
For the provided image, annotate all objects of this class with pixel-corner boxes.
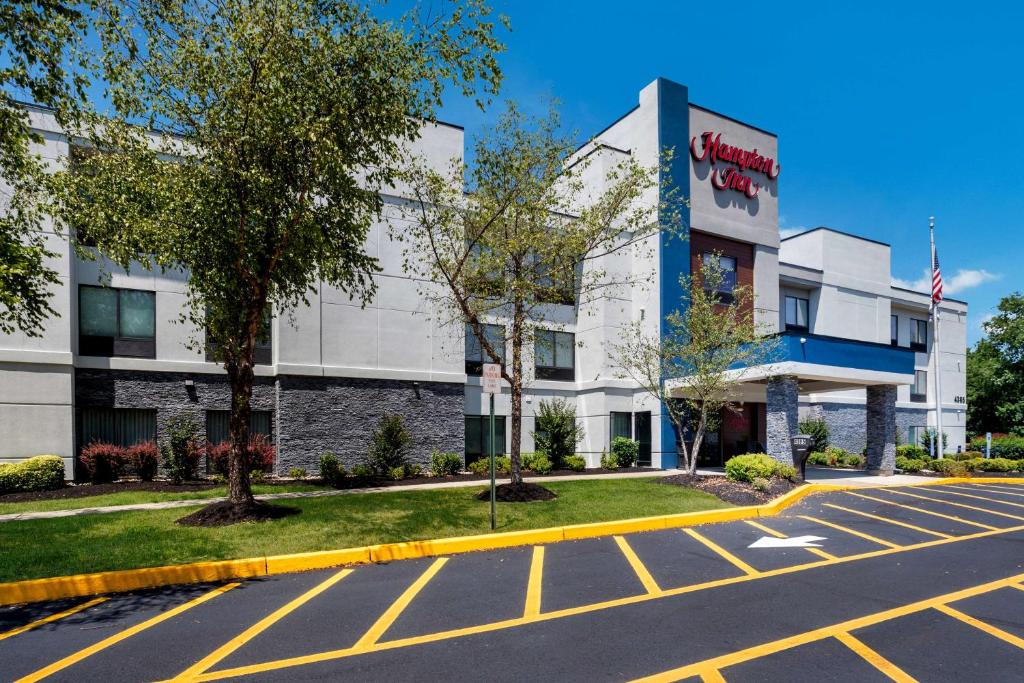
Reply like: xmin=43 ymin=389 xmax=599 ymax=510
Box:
xmin=3 ymin=481 xmax=1024 ymax=682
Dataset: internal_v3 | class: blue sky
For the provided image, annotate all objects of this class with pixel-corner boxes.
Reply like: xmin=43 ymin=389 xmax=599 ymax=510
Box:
xmin=437 ymin=1 xmax=1023 ymax=345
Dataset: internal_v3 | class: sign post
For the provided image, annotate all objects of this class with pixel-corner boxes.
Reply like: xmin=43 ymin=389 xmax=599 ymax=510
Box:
xmin=482 ymin=363 xmax=501 ymax=531
xmin=986 ymin=432 xmax=992 ymax=459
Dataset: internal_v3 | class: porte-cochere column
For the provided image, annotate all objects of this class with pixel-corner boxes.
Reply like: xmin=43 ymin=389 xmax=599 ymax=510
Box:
xmin=766 ymin=375 xmax=799 ymax=467
xmin=866 ymin=384 xmax=897 ymax=475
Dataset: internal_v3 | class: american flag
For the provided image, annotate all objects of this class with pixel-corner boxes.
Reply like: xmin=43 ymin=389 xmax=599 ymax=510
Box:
xmin=931 ymin=248 xmax=944 ymax=304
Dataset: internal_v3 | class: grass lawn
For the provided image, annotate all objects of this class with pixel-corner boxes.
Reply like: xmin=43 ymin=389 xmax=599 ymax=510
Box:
xmin=0 ymin=483 xmax=326 ymax=515
xmin=0 ymin=478 xmax=729 ymax=582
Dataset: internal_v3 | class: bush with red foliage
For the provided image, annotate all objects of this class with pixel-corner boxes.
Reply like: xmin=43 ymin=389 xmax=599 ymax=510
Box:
xmin=125 ymin=441 xmax=160 ymax=481
xmin=78 ymin=442 xmax=125 ymax=483
xmin=206 ymin=434 xmax=276 ymax=476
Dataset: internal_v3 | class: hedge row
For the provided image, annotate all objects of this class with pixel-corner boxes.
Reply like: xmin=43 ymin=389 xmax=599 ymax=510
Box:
xmin=0 ymin=455 xmax=66 ymax=493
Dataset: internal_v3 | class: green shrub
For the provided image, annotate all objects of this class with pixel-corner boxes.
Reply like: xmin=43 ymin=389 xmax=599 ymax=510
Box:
xmin=430 ymin=450 xmax=463 ymax=477
xmin=495 ymin=455 xmax=511 ymax=475
xmin=1016 ymin=459 xmax=1024 ymax=473
xmin=600 ymin=450 xmax=617 ymax=469
xmin=842 ymin=454 xmax=865 ymax=469
xmin=979 ymin=458 xmax=1015 ymax=472
xmin=751 ymin=476 xmax=771 ymax=493
xmin=366 ymin=413 xmax=413 ymax=476
xmin=0 ymin=455 xmax=66 ymax=493
xmin=250 ymin=470 xmax=265 ymax=483
xmin=823 ymin=446 xmax=847 ymax=467
xmin=532 ymin=399 xmax=583 ymax=469
xmin=468 ymin=459 xmax=489 ymax=476
xmin=161 ymin=416 xmax=202 ymax=484
xmin=920 ymin=429 xmax=948 ymax=454
xmin=807 ymin=452 xmax=829 ymax=466
xmin=725 ymin=454 xmax=780 ymax=483
xmin=895 ymin=456 xmax=926 ymax=473
xmin=986 ymin=435 xmax=1024 ymax=459
xmin=126 ymin=441 xmax=160 ymax=481
xmin=210 ymin=472 xmax=227 ymax=485
xmin=896 ymin=445 xmax=928 ymax=460
xmin=610 ymin=437 xmax=639 ymax=469
xmin=523 ymin=452 xmax=553 ymax=475
xmin=931 ymin=459 xmax=970 ymax=477
xmin=351 ymin=464 xmax=373 ymax=478
xmin=797 ymin=419 xmax=829 ymax=451
xmin=78 ymin=442 xmax=125 ymax=483
xmin=953 ymin=451 xmax=981 ymax=461
xmin=564 ymin=455 xmax=586 ymax=471
xmin=288 ymin=467 xmax=307 ymax=480
xmin=776 ymin=463 xmax=798 ymax=481
xmin=319 ymin=452 xmax=346 ymax=487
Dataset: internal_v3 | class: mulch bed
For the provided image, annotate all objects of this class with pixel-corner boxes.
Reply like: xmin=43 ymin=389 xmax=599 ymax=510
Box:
xmin=475 ymin=482 xmax=557 ymax=502
xmin=659 ymin=474 xmax=801 ymax=506
xmin=175 ymin=500 xmax=301 ymax=527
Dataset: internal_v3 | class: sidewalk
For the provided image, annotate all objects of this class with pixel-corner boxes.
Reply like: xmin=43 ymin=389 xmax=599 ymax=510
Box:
xmin=0 ymin=468 xmax=689 ymax=523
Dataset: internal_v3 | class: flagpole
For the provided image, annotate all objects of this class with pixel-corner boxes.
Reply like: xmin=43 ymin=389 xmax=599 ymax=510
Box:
xmin=930 ymin=217 xmax=945 ymax=459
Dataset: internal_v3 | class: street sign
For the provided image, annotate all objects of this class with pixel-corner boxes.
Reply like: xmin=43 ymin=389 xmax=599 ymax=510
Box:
xmin=482 ymin=363 xmax=501 ymax=394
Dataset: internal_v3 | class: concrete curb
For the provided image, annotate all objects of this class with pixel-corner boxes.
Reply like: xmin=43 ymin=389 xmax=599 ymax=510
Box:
xmin=1 ymin=477 xmax=1020 ymax=606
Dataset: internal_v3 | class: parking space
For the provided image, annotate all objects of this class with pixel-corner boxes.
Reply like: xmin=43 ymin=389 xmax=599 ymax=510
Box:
xmin=2 ymin=482 xmax=1024 ymax=681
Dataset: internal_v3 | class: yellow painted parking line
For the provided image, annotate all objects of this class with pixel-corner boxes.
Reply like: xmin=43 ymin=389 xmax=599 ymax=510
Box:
xmin=934 ymin=604 xmax=1024 ymax=650
xmin=822 ymin=503 xmax=952 ymax=539
xmin=0 ymin=597 xmax=108 ymax=642
xmin=744 ymin=520 xmax=836 ymax=560
xmin=171 ymin=569 xmax=353 ymax=681
xmin=188 ymin=524 xmax=1024 ymax=682
xmin=352 ymin=558 xmax=447 ymax=650
xmin=885 ymin=488 xmax=1024 ymax=522
xmin=614 ymin=536 xmax=662 ymax=595
xmin=797 ymin=515 xmax=902 ymax=549
xmin=834 ymin=632 xmax=916 ymax=682
xmin=683 ymin=529 xmax=759 ymax=576
xmin=927 ymin=487 xmax=1024 ymax=509
xmin=698 ymin=668 xmax=726 ymax=682
xmin=16 ymin=582 xmax=238 ymax=683
xmin=628 ymin=571 xmax=1024 ymax=682
xmin=846 ymin=492 xmax=998 ymax=531
xmin=524 ymin=546 xmax=545 ymax=617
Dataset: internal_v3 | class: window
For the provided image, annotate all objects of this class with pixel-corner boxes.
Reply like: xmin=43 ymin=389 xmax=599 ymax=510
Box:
xmin=535 ymin=329 xmax=575 ymax=381
xmin=911 ymin=319 xmax=928 ymax=352
xmin=610 ymin=412 xmax=632 ymax=441
xmin=891 ymin=314 xmax=899 ymax=346
xmin=702 ymin=253 xmax=738 ymax=301
xmin=205 ymin=309 xmax=273 ymax=365
xmin=785 ymin=296 xmax=809 ymax=331
xmin=78 ymin=408 xmax=156 ymax=447
xmin=205 ymin=410 xmax=273 ymax=445
xmin=465 ymin=415 xmax=506 ymax=465
xmin=465 ymin=323 xmax=505 ymax=375
xmin=908 ymin=425 xmax=926 ymax=448
xmin=911 ymin=370 xmax=927 ymax=402
xmin=79 ymin=286 xmax=156 ymax=358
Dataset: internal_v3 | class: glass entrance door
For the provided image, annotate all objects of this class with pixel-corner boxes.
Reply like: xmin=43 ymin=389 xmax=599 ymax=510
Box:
xmin=634 ymin=412 xmax=652 ymax=467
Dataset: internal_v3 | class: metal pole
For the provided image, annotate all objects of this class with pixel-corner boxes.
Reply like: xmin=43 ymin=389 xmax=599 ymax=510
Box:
xmin=489 ymin=392 xmax=496 ymax=531
xmin=930 ymin=218 xmax=945 ymax=458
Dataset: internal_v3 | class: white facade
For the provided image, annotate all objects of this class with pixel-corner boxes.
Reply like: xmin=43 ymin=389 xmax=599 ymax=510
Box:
xmin=0 ymin=81 xmax=967 ymax=477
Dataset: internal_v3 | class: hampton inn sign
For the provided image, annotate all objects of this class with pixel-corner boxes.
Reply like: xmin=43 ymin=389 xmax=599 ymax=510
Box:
xmin=689 ymin=130 xmax=780 ymax=198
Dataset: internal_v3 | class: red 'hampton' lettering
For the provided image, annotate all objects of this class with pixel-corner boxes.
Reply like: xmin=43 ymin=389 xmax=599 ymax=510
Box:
xmin=689 ymin=131 xmax=779 ymax=199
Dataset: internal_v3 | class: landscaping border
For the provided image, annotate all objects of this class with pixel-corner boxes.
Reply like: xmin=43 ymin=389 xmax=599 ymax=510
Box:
xmin=2 ymin=477 xmax=1020 ymax=606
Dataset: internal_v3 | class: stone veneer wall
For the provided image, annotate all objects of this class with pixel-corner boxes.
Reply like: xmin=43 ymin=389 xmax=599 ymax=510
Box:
xmin=275 ymin=376 xmax=464 ymax=473
xmin=766 ymin=376 xmax=799 ymax=466
xmin=802 ymin=402 xmax=929 ymax=453
xmin=74 ymin=370 xmax=464 ymax=474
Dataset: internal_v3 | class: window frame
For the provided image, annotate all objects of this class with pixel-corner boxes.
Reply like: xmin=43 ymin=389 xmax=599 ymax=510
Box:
xmin=891 ymin=314 xmax=899 ymax=346
xmin=910 ymin=318 xmax=928 ymax=352
xmin=534 ymin=329 xmax=575 ymax=381
xmin=784 ymin=295 xmax=810 ymax=332
xmin=464 ymin=414 xmax=507 ymax=465
xmin=702 ymin=252 xmax=738 ymax=303
xmin=610 ymin=411 xmax=632 ymax=442
xmin=77 ymin=408 xmax=157 ymax=450
xmin=78 ymin=285 xmax=156 ymax=359
xmin=465 ymin=323 xmax=506 ymax=376
xmin=911 ymin=370 xmax=928 ymax=402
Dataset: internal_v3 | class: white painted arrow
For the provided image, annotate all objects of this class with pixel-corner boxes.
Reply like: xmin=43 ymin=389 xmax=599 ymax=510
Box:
xmin=748 ymin=535 xmax=827 ymax=549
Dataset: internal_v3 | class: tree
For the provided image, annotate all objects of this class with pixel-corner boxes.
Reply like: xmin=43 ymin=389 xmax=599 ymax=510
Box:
xmin=967 ymin=293 xmax=1024 ymax=435
xmin=54 ymin=0 xmax=505 ymax=515
xmin=400 ymin=103 xmax=677 ymax=488
xmin=611 ymin=256 xmax=780 ymax=474
xmin=532 ymin=398 xmax=582 ymax=469
xmin=0 ymin=0 xmax=92 ymax=335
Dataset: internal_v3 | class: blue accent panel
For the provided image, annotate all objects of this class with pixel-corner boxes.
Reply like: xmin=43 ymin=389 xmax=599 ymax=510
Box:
xmin=656 ymin=78 xmax=690 ymax=469
xmin=779 ymin=331 xmax=915 ymax=375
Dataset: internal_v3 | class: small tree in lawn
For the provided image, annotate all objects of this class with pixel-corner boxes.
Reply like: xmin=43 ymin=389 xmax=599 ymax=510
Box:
xmin=533 ymin=398 xmax=582 ymax=469
xmin=611 ymin=255 xmax=780 ymax=474
xmin=54 ymin=0 xmax=505 ymax=516
xmin=400 ymin=103 xmax=680 ymax=490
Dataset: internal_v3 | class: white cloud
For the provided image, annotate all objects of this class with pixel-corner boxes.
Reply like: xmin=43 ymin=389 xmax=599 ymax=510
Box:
xmin=892 ymin=268 xmax=1001 ymax=295
xmin=977 ymin=312 xmax=995 ymax=332
xmin=779 ymin=227 xmax=807 ymax=239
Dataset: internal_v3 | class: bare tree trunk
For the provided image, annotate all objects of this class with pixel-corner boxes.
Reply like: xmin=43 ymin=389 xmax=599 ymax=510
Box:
xmin=508 ymin=305 xmax=525 ymax=485
xmin=225 ymin=355 xmax=255 ymax=507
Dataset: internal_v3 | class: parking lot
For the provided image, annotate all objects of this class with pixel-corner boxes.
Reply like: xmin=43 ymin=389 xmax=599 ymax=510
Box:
xmin=3 ymin=481 xmax=1024 ymax=682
